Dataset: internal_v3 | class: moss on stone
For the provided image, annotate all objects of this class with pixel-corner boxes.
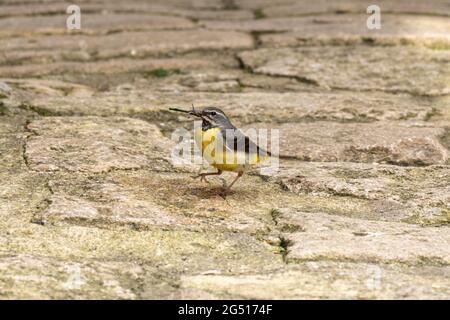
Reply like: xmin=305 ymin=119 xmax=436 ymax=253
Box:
xmin=143 ymin=68 xmax=181 ymax=78
xmin=254 ymin=9 xmax=265 ymax=19
xmin=403 ymin=210 xmax=450 ymax=227
xmin=0 ymin=101 xmax=8 ymax=115
xmin=426 ymin=41 xmax=450 ymax=51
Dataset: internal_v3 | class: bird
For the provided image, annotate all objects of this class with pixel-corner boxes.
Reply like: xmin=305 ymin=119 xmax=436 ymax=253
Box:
xmin=169 ymin=105 xmax=271 ymax=191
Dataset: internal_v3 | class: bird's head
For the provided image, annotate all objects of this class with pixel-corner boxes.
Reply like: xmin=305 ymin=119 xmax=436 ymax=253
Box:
xmin=199 ymin=107 xmax=234 ymax=129
xmin=170 ymin=106 xmax=234 ymax=130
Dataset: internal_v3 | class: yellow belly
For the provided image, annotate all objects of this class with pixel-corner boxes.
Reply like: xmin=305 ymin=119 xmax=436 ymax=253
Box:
xmin=194 ymin=127 xmax=265 ymax=172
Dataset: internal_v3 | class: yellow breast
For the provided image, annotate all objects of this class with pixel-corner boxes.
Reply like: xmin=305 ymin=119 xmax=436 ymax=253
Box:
xmin=194 ymin=127 xmax=266 ymax=172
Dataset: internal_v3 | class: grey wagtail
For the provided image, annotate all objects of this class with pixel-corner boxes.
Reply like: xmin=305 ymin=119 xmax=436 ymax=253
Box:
xmin=170 ymin=106 xmax=271 ymax=191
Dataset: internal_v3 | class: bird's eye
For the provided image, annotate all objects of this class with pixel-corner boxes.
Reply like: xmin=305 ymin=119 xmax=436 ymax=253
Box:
xmin=210 ymin=111 xmax=217 ymax=116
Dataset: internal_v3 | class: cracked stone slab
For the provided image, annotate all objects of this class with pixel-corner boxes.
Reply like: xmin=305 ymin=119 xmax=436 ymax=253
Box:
xmin=1 ymin=30 xmax=254 ymax=61
xmin=203 ymin=16 xmax=324 ymax=32
xmin=22 ymin=94 xmax=167 ymax=117
xmin=0 ymin=131 xmax=24 ymax=171
xmin=0 ymin=254 xmax=146 ymax=299
xmin=0 ymin=171 xmax=50 ymax=226
xmin=2 ymin=0 xmax=225 ymax=10
xmin=0 ymin=14 xmax=195 ymax=37
xmin=1 ymin=167 xmax=284 ymax=299
xmin=1 ymin=0 xmax=449 ymax=301
xmin=101 ymin=0 xmax=226 ymax=10
xmin=433 ymin=95 xmax=450 ymax=123
xmin=25 ymin=117 xmax=175 ymax=172
xmin=0 ymin=79 xmax=94 ymax=98
xmin=246 ymin=121 xmax=449 ymax=166
xmin=262 ymin=0 xmax=450 ymax=17
xmin=26 ymin=91 xmax=437 ymax=124
xmin=259 ymin=162 xmax=450 ymax=225
xmin=0 ymin=223 xmax=283 ymax=297
xmin=0 ymin=81 xmax=12 ymax=96
xmin=169 ymin=69 xmax=243 ymax=93
xmin=202 ymin=14 xmax=450 ymax=46
xmin=77 ymin=4 xmax=254 ymax=21
xmin=236 ymin=0 xmax=299 ymax=10
xmin=167 ymin=91 xmax=437 ymax=123
xmin=0 ymin=57 xmax=219 ymax=78
xmin=34 ymin=170 xmax=284 ymax=235
xmin=181 ymin=262 xmax=450 ymax=299
xmin=278 ymin=210 xmax=450 ymax=265
xmin=0 ymin=248 xmax=279 ymax=299
xmin=0 ymin=116 xmax=28 ymax=171
xmin=258 ymin=14 xmax=450 ymax=47
xmin=238 ymin=46 xmax=450 ymax=96
xmin=0 ymin=2 xmax=254 ymax=20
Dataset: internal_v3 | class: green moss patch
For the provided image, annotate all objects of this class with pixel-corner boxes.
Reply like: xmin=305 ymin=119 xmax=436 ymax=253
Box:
xmin=143 ymin=68 xmax=182 ymax=78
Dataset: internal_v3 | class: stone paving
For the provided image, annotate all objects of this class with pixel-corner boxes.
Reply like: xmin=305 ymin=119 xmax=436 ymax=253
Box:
xmin=0 ymin=0 xmax=449 ymax=299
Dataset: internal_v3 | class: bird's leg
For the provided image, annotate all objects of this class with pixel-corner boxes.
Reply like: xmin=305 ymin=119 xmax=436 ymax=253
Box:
xmin=224 ymin=171 xmax=243 ymax=191
xmin=192 ymin=169 xmax=222 ymax=183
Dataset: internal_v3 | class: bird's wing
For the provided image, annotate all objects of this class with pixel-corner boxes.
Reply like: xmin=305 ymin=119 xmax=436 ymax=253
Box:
xmin=220 ymin=128 xmax=271 ymax=157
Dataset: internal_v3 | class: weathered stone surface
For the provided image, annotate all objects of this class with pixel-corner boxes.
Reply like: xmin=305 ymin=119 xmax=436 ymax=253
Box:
xmin=26 ymin=91 xmax=437 ymax=124
xmin=262 ymin=0 xmax=450 ymax=17
xmin=25 ymin=117 xmax=175 ymax=172
xmin=1 ymin=79 xmax=94 ymax=98
xmin=1 ymin=30 xmax=254 ymax=61
xmin=0 ymin=254 xmax=142 ymax=299
xmin=0 ymin=221 xmax=282 ymax=287
xmin=0 ymin=2 xmax=74 ymax=17
xmin=258 ymin=162 xmax=450 ymax=225
xmin=174 ymin=70 xmax=243 ymax=93
xmin=203 ymin=16 xmax=319 ymax=32
xmin=0 ymin=0 xmax=225 ymax=10
xmin=258 ymin=15 xmax=450 ymax=46
xmin=277 ymin=210 xmax=450 ymax=264
xmin=184 ymin=9 xmax=254 ymax=20
xmin=236 ymin=0 xmax=298 ymax=10
xmin=1 ymin=0 xmax=450 ymax=300
xmin=0 ymin=116 xmax=27 ymax=171
xmin=35 ymin=170 xmax=283 ymax=235
xmin=0 ymin=225 xmax=283 ymax=298
xmin=203 ymin=14 xmax=450 ymax=46
xmin=0 ymin=130 xmax=24 ymax=171
xmin=0 ymin=81 xmax=12 ymax=96
xmin=239 ymin=46 xmax=450 ymax=96
xmin=433 ymin=95 xmax=450 ymax=124
xmin=239 ymin=72 xmax=319 ymax=92
xmin=0 ymin=2 xmax=254 ymax=20
xmin=0 ymin=169 xmax=283 ymax=298
xmin=247 ymin=122 xmax=449 ymax=165
xmin=0 ymin=14 xmax=195 ymax=37
xmin=0 ymin=58 xmax=218 ymax=77
xmin=181 ymin=262 xmax=450 ymax=299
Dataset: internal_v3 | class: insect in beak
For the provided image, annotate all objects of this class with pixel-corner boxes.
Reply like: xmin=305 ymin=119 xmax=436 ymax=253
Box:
xmin=169 ymin=104 xmax=203 ymax=118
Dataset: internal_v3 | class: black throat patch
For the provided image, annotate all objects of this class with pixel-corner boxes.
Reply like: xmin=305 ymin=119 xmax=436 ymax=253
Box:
xmin=202 ymin=119 xmax=216 ymax=131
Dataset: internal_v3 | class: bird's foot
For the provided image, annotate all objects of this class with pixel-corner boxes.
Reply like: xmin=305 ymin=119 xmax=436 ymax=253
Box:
xmin=191 ymin=173 xmax=210 ymax=183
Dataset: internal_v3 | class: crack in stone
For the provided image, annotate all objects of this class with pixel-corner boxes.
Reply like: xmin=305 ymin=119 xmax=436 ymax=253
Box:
xmin=29 ymin=178 xmax=54 ymax=226
xmin=438 ymin=127 xmax=450 ymax=158
xmin=267 ymin=209 xmax=295 ymax=264
xmin=3 ymin=47 xmax=254 ymax=67
xmin=18 ymin=103 xmax=60 ymax=117
xmin=236 ymin=52 xmax=321 ymax=87
xmin=285 ymin=255 xmax=450 ymax=267
xmin=21 ymin=120 xmax=33 ymax=170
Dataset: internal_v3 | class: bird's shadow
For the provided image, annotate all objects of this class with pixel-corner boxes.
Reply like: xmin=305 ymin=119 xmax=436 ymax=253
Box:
xmin=188 ymin=186 xmax=234 ymax=199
